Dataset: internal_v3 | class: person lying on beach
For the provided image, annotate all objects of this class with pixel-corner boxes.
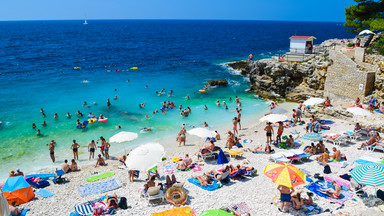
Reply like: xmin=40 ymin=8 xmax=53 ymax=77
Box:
xmin=304 ymin=143 xmax=316 ymax=155
xmin=354 ymin=123 xmax=361 ymax=131
xmin=303 ymin=192 xmax=314 ymax=205
xmin=144 ymin=176 xmax=161 ymax=191
xmin=322 ymin=97 xmax=331 ymax=110
xmin=358 ymin=134 xmax=376 ymax=150
xmin=321 ymin=180 xmax=341 ymax=199
xmin=231 ymin=164 xmax=254 ymax=172
xmin=95 ymin=154 xmax=107 ymax=167
xmin=62 ymin=160 xmax=71 ymax=173
xmin=106 ymin=193 xmax=119 ymax=210
xmin=70 ymin=159 xmax=79 ymax=171
xmin=330 ymin=147 xmax=341 ymax=161
xmin=249 ymin=144 xmax=271 ymax=153
xmin=191 ymin=175 xmax=212 ymax=185
xmin=315 ymin=148 xmax=329 ymax=163
xmin=10 ymin=201 xmax=23 ymax=216
xmin=291 ymin=192 xmax=304 ymax=210
xmin=205 ymin=170 xmax=225 ymax=180
xmin=165 ymin=174 xmax=178 ymax=188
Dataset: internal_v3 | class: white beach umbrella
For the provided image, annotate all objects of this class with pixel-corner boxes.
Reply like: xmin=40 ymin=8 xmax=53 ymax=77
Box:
xmin=359 ymin=30 xmax=375 ymax=35
xmin=0 ymin=188 xmax=10 ymax=216
xmin=259 ymin=114 xmax=288 ymax=123
xmin=303 ymin=97 xmax=325 ymax=106
xmin=125 ymin=142 xmax=165 ymax=171
xmin=347 ymin=107 xmax=372 ymax=116
xmin=187 ymin=127 xmax=216 ymax=138
xmin=109 ymin=131 xmax=138 ymax=143
xmin=270 ymin=107 xmax=288 ymax=114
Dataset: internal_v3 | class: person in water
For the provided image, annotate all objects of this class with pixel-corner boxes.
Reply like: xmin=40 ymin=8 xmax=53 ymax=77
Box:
xmin=71 ymin=140 xmax=80 ymax=160
xmin=42 ymin=112 xmax=46 ymax=118
xmin=36 ymin=129 xmax=41 ymax=136
xmin=88 ymin=140 xmax=96 ymax=160
xmin=185 ymin=95 xmax=190 ymax=100
xmin=42 ymin=121 xmax=47 ymax=126
xmin=40 ymin=108 xmax=44 ymax=113
xmin=114 ymin=95 xmax=118 ymax=100
xmin=107 ymin=98 xmax=111 ymax=108
xmin=32 ymin=123 xmax=36 ymax=129
xmin=83 ymin=101 xmax=89 ymax=107
xmin=54 ymin=113 xmax=58 ymax=119
xmin=204 ymin=105 xmax=208 ymax=110
xmin=66 ymin=112 xmax=71 ymax=118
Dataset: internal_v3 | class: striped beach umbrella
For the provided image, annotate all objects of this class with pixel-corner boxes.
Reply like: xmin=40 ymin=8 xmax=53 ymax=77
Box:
xmin=302 ymin=132 xmax=323 ymax=141
xmin=351 ymin=163 xmax=384 ymax=187
xmin=264 ymin=162 xmax=306 ymax=188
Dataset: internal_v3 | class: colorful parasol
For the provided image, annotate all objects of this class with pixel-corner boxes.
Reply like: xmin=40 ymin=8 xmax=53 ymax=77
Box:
xmin=264 ymin=162 xmax=306 ymax=188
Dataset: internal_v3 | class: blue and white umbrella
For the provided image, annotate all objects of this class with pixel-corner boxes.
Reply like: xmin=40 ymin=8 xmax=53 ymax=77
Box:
xmin=302 ymin=132 xmax=323 ymax=141
xmin=351 ymin=163 xmax=384 ymax=187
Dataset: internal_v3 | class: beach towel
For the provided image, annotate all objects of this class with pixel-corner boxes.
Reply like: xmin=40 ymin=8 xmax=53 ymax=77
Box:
xmin=35 ymin=188 xmax=54 ymax=198
xmin=324 ymin=176 xmax=351 ymax=188
xmin=306 ymin=180 xmax=353 ymax=204
xmin=164 ymin=164 xmax=176 ymax=174
xmin=176 ymin=168 xmax=191 ymax=172
xmin=328 ymin=162 xmax=348 ymax=168
xmin=78 ymin=178 xmax=122 ymax=196
xmin=74 ymin=204 xmax=93 ymax=215
xmin=193 ymin=164 xmax=202 ymax=172
xmin=187 ymin=178 xmax=221 ymax=191
xmin=354 ymin=159 xmax=372 ymax=164
xmin=86 ymin=172 xmax=115 ymax=182
xmin=359 ymin=156 xmax=382 ymax=163
xmin=151 ymin=206 xmax=195 ymax=216
xmin=229 ymin=202 xmax=251 ymax=215
xmin=243 ymin=139 xmax=253 ymax=144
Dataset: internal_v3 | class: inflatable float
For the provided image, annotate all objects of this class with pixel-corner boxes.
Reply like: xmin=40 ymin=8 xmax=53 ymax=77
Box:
xmin=73 ymin=67 xmax=80 ymax=70
xmin=88 ymin=118 xmax=97 ymax=123
xmin=98 ymin=118 xmax=108 ymax=123
xmin=165 ymin=186 xmax=188 ymax=206
xmin=76 ymin=120 xmax=88 ymax=129
xmin=130 ymin=67 xmax=138 ymax=70
xmin=87 ymin=114 xmax=95 ymax=118
xmin=199 ymin=90 xmax=207 ymax=94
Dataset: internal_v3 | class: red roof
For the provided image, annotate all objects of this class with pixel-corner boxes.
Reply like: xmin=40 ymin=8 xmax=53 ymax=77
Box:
xmin=289 ymin=36 xmax=316 ymax=40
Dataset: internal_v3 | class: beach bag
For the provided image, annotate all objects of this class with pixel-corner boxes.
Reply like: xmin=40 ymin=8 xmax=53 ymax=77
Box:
xmin=323 ymin=165 xmax=332 ymax=174
xmin=376 ymin=189 xmax=384 ymax=201
xmin=321 ymin=125 xmax=330 ymax=130
xmin=92 ymin=201 xmax=106 ymax=216
xmin=119 ymin=197 xmax=128 ymax=209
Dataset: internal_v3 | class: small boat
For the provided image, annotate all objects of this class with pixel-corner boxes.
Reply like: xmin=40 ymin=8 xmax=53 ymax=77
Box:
xmin=83 ymin=19 xmax=88 ymax=25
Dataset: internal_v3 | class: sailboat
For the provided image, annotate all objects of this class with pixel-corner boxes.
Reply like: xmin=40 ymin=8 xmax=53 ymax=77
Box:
xmin=83 ymin=19 xmax=88 ymax=25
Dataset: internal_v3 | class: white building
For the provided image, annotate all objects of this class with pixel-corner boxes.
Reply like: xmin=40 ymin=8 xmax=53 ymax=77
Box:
xmin=289 ymin=36 xmax=316 ymax=54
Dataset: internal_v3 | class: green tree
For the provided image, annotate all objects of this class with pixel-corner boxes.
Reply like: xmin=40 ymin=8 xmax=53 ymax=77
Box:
xmin=344 ymin=0 xmax=384 ymax=34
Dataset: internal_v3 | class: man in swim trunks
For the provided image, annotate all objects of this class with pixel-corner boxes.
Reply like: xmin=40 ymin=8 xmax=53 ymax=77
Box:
xmin=71 ymin=140 xmax=80 ymax=160
xmin=330 ymin=147 xmax=341 ymax=161
xmin=322 ymin=180 xmax=341 ymax=199
xmin=62 ymin=160 xmax=71 ymax=173
xmin=107 ymin=98 xmax=111 ymax=108
xmin=276 ymin=122 xmax=284 ymax=144
xmin=104 ymin=141 xmax=111 ymax=159
xmin=264 ymin=122 xmax=274 ymax=144
xmin=236 ymin=108 xmax=242 ymax=130
xmin=88 ymin=140 xmax=96 ymax=160
xmin=48 ymin=141 xmax=55 ymax=163
xmin=95 ymin=154 xmax=106 ymax=167
xmin=278 ymin=185 xmax=294 ymax=213
xmin=233 ymin=117 xmax=238 ymax=135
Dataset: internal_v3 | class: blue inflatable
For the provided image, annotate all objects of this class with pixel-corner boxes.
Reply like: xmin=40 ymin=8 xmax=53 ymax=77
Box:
xmin=76 ymin=120 xmax=88 ymax=129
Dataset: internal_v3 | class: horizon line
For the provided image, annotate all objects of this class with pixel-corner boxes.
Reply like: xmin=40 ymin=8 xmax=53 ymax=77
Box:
xmin=0 ymin=18 xmax=346 ymax=23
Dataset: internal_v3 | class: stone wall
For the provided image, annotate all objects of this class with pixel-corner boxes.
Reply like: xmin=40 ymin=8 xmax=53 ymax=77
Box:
xmin=324 ymin=50 xmax=375 ymax=100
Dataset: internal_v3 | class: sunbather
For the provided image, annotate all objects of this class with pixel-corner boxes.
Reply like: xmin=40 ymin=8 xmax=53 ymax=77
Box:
xmin=291 ymin=192 xmax=304 ymax=210
xmin=322 ymin=97 xmax=331 ymax=110
xmin=118 ymin=155 xmax=127 ymax=166
xmin=144 ymin=176 xmax=161 ymax=191
xmin=205 ymin=169 xmax=226 ymax=180
xmin=354 ymin=123 xmax=361 ymax=131
xmin=165 ymin=174 xmax=177 ymax=188
xmin=95 ymin=154 xmax=106 ymax=167
xmin=330 ymin=147 xmax=341 ymax=161
xmin=286 ymin=135 xmax=294 ymax=148
xmin=176 ymin=158 xmax=193 ymax=171
xmin=106 ymin=193 xmax=119 ymax=210
xmin=315 ymin=148 xmax=329 ymax=163
xmin=321 ymin=180 xmax=341 ymax=199
xmin=235 ymin=164 xmax=254 ymax=172
xmin=316 ymin=140 xmax=325 ymax=153
xmin=70 ymin=159 xmax=79 ymax=171
xmin=205 ymin=139 xmax=215 ymax=150
xmin=62 ymin=160 xmax=71 ymax=173
xmin=304 ymin=143 xmax=316 ymax=155
xmin=249 ymin=144 xmax=271 ymax=153
xmin=191 ymin=175 xmax=212 ymax=185
xmin=358 ymin=134 xmax=376 ymax=150
xmin=303 ymin=192 xmax=313 ymax=205
xmin=10 ymin=201 xmax=23 ymax=216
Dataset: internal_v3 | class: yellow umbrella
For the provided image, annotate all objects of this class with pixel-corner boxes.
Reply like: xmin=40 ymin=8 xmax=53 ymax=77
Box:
xmin=264 ymin=162 xmax=306 ymax=188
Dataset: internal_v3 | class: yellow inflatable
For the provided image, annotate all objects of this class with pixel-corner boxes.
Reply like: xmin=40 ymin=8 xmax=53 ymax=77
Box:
xmin=199 ymin=89 xmax=207 ymax=94
xmin=172 ymin=157 xmax=180 ymax=163
xmin=131 ymin=67 xmax=138 ymax=70
xmin=88 ymin=118 xmax=97 ymax=123
xmin=165 ymin=186 xmax=187 ymax=206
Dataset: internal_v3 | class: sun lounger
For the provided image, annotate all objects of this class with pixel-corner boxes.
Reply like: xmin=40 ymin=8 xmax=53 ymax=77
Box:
xmin=225 ymin=149 xmax=244 ymax=159
xmin=269 ymin=153 xmax=291 ymax=163
xmin=229 ymin=169 xmax=246 ymax=178
xmin=52 ymin=169 xmax=68 ymax=184
xmin=142 ymin=186 xmax=164 ymax=206
xmin=198 ymin=151 xmax=216 ymax=161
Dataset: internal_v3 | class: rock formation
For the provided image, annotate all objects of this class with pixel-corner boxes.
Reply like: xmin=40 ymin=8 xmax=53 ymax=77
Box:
xmin=206 ymin=79 xmax=228 ymax=87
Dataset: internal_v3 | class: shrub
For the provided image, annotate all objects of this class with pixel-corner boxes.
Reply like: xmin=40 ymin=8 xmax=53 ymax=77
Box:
xmin=367 ymin=35 xmax=384 ymax=55
xmin=347 ymin=43 xmax=354 ymax=47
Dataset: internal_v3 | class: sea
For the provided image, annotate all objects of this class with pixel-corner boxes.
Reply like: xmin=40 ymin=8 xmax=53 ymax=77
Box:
xmin=0 ymin=20 xmax=352 ymax=179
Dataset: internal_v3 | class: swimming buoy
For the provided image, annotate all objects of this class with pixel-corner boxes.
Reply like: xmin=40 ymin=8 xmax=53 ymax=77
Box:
xmin=131 ymin=67 xmax=138 ymax=70
xmin=172 ymin=157 xmax=180 ymax=163
xmin=98 ymin=118 xmax=108 ymax=122
xmin=88 ymin=118 xmax=97 ymax=123
xmin=199 ymin=90 xmax=207 ymax=94
xmin=165 ymin=186 xmax=187 ymax=206
xmin=74 ymin=67 xmax=80 ymax=70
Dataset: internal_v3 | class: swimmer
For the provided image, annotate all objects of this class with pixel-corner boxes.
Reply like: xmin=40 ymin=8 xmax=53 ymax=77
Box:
xmin=117 ymin=124 xmax=122 ymax=129
xmin=222 ymin=101 xmax=226 ymax=105
xmin=127 ymin=80 xmax=130 ymax=82
xmin=32 ymin=123 xmax=36 ymax=129
xmin=215 ymin=100 xmax=220 ymax=106
xmin=143 ymin=127 xmax=151 ymax=131
xmin=203 ymin=122 xmax=208 ymax=127
xmin=204 ymin=105 xmax=208 ymax=110
xmin=36 ymin=129 xmax=41 ymax=136
xmin=225 ymin=105 xmax=229 ymax=110
xmin=54 ymin=113 xmax=58 ymax=119
xmin=145 ymin=85 xmax=148 ymax=88
xmin=139 ymin=102 xmax=146 ymax=108
xmin=185 ymin=95 xmax=190 ymax=100
xmin=145 ymin=114 xmax=149 ymax=119
xmin=156 ymin=91 xmax=161 ymax=96
xmin=83 ymin=101 xmax=88 ymax=107
xmin=99 ymin=114 xmax=105 ymax=119
xmin=179 ymin=104 xmax=182 ymax=110
xmin=42 ymin=121 xmax=47 ymax=126
xmin=83 ymin=78 xmax=87 ymax=82
xmin=161 ymin=110 xmax=166 ymax=115
xmin=93 ymin=101 xmax=97 ymax=105
xmin=40 ymin=108 xmax=44 ymax=113
xmin=66 ymin=112 xmax=71 ymax=118
xmin=229 ymin=97 xmax=232 ymax=101
xmin=114 ymin=95 xmax=118 ymax=100
xmin=169 ymin=90 xmax=173 ymax=97
xmin=235 ymin=96 xmax=241 ymax=103
xmin=114 ymin=89 xmax=117 ymax=91
xmin=76 ymin=119 xmax=81 ymax=125
xmin=42 ymin=112 xmax=46 ymax=118
xmin=107 ymin=98 xmax=111 ymax=107
xmin=160 ymin=88 xmax=165 ymax=93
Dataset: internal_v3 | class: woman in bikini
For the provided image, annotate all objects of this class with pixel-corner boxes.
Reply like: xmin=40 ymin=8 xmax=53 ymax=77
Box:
xmin=106 ymin=193 xmax=119 ymax=210
xmin=233 ymin=117 xmax=238 ymax=135
xmin=191 ymin=175 xmax=212 ymax=185
xmin=291 ymin=192 xmax=304 ymax=210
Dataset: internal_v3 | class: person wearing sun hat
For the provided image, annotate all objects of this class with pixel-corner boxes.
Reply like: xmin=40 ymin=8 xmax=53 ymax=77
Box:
xmin=9 ymin=170 xmax=15 ymax=177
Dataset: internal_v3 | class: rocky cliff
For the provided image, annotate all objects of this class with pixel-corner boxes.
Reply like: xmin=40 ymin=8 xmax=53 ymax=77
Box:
xmin=227 ymin=55 xmax=330 ymax=102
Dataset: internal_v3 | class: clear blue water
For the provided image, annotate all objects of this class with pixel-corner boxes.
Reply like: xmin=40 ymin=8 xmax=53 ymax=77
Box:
xmin=0 ymin=20 xmax=352 ymax=178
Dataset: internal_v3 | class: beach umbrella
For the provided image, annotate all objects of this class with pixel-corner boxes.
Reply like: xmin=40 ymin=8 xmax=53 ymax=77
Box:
xmin=125 ymin=142 xmax=165 ymax=171
xmin=0 ymin=189 xmax=10 ymax=216
xmin=217 ymin=149 xmax=229 ymax=165
xmin=259 ymin=114 xmax=288 ymax=123
xmin=359 ymin=30 xmax=375 ymax=35
xmin=270 ymin=107 xmax=288 ymax=114
xmin=351 ymin=163 xmax=384 ymax=187
xmin=187 ymin=127 xmax=216 ymax=138
xmin=199 ymin=209 xmax=233 ymax=216
xmin=264 ymin=162 xmax=306 ymax=188
xmin=302 ymin=132 xmax=323 ymax=141
xmin=347 ymin=107 xmax=372 ymax=116
xmin=109 ymin=131 xmax=138 ymax=143
xmin=303 ymin=97 xmax=325 ymax=106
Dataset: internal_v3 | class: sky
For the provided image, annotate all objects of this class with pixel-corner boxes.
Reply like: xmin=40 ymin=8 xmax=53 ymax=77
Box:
xmin=0 ymin=0 xmax=356 ymax=22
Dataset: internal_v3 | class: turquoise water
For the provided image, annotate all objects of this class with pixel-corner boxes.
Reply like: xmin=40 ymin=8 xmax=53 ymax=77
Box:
xmin=0 ymin=20 xmax=352 ymax=179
